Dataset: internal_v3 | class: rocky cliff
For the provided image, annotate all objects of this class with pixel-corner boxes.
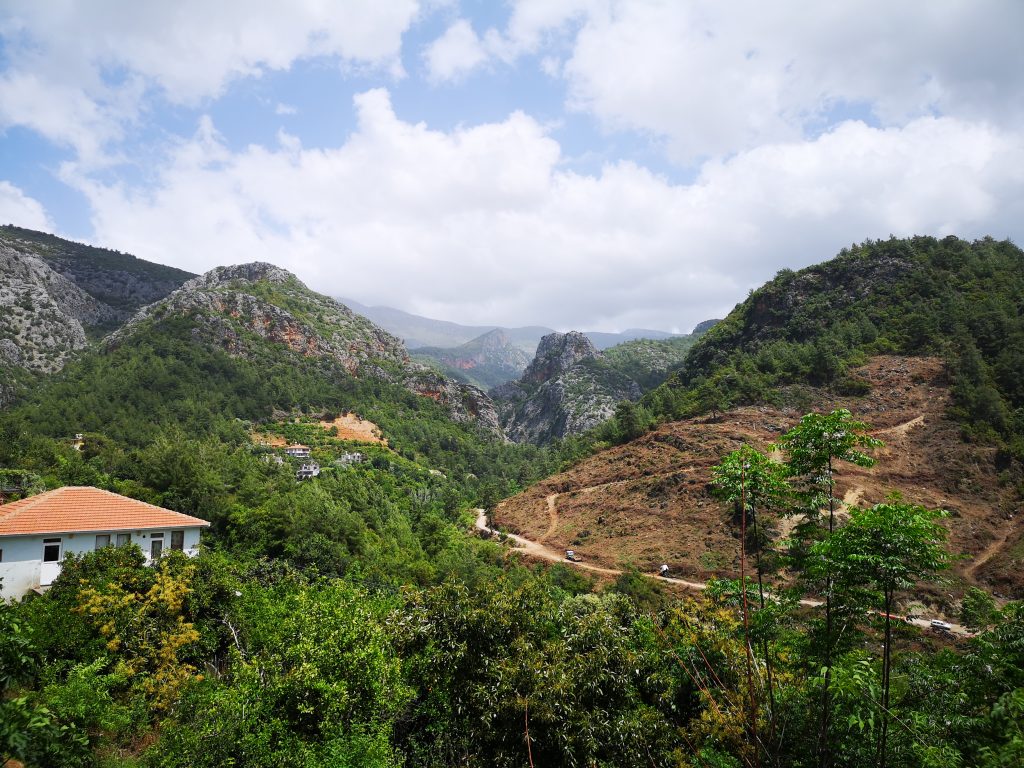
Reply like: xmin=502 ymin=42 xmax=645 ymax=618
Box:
xmin=0 ymin=245 xmax=118 ymax=374
xmin=0 ymin=226 xmax=194 ymax=321
xmin=492 ymin=331 xmax=641 ymax=444
xmin=0 ymin=227 xmax=194 ymax=400
xmin=109 ymin=263 xmax=410 ymax=373
xmin=109 ymin=262 xmax=500 ymax=432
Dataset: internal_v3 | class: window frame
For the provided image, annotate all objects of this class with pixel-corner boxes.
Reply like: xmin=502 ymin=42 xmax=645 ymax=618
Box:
xmin=42 ymin=537 xmax=62 ymax=563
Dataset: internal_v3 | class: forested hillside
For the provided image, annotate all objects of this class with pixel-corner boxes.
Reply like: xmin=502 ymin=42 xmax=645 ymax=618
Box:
xmin=641 ymin=236 xmax=1024 ymax=454
xmin=2 ymin=235 xmax=1023 ymax=768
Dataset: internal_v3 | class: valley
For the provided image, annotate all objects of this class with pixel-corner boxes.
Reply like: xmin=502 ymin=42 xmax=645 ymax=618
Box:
xmin=3 ymin=9 xmax=1022 ymax=765
xmin=1 ymin=230 xmax=1022 ymax=768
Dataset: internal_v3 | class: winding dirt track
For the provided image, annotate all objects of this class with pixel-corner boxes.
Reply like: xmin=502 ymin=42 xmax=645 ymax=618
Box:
xmin=540 ymin=494 xmax=559 ymax=542
xmin=968 ymin=527 xmax=1013 ymax=577
xmin=472 ymin=507 xmax=974 ymax=638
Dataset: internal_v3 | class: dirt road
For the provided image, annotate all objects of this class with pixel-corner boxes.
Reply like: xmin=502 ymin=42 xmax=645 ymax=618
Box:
xmin=473 ymin=509 xmax=973 ymax=637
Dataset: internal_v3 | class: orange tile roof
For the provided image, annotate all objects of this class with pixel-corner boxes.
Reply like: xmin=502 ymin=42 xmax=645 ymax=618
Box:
xmin=0 ymin=486 xmax=210 ymax=537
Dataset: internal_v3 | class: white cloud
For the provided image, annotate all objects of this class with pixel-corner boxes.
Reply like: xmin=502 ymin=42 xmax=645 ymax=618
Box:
xmin=487 ymin=0 xmax=1024 ymax=163
xmin=275 ymin=103 xmax=298 ymax=116
xmin=423 ymin=19 xmax=488 ymax=82
xmin=0 ymin=181 xmax=54 ymax=231
xmin=63 ymin=90 xmax=1024 ymax=333
xmin=0 ymin=1 xmax=419 ymax=162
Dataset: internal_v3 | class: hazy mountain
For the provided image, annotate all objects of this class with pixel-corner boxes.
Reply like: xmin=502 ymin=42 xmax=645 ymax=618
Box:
xmin=339 ymin=296 xmax=550 ymax=353
xmin=413 ymin=329 xmax=533 ymax=389
xmin=339 ymin=296 xmax=693 ymax=353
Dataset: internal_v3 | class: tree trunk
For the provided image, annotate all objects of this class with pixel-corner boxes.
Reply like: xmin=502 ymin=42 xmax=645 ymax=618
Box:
xmin=740 ymin=466 xmax=760 ymax=767
xmin=817 ymin=459 xmax=836 ymax=768
xmin=751 ymin=505 xmax=777 ymax=754
xmin=878 ymin=589 xmax=893 ymax=768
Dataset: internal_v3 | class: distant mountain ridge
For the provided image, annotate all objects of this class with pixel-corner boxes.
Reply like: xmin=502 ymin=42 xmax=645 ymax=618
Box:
xmin=339 ymin=296 xmax=692 ymax=353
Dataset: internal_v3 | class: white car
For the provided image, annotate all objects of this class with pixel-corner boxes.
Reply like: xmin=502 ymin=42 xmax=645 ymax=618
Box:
xmin=930 ymin=619 xmax=953 ymax=631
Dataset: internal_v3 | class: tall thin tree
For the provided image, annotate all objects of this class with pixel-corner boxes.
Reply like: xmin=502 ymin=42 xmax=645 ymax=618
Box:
xmin=775 ymin=409 xmax=881 ymax=768
xmin=814 ymin=501 xmax=950 ymax=768
xmin=712 ymin=444 xmax=789 ymax=761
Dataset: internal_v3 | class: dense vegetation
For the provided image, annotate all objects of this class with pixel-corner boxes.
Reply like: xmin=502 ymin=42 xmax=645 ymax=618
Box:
xmin=637 ymin=236 xmax=1024 ymax=455
xmin=602 ymin=335 xmax=700 ymax=391
xmin=2 ymin=234 xmax=1023 ymax=766
xmin=0 ymin=314 xmax=583 ymax=501
xmin=2 ymin=406 xmax=1021 ymax=767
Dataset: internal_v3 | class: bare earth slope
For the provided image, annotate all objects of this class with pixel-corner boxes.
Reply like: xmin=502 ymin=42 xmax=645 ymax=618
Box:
xmin=494 ymin=356 xmax=1024 ymax=597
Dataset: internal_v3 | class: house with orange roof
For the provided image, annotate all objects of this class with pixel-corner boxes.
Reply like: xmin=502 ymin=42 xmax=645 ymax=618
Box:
xmin=0 ymin=486 xmax=209 ymax=601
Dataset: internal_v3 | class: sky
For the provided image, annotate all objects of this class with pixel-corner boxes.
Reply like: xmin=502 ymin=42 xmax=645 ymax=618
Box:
xmin=1 ymin=1 xmax=1023 ymax=334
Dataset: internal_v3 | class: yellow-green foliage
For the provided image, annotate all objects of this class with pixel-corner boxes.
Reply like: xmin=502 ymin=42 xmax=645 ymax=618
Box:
xmin=76 ymin=559 xmax=201 ymax=712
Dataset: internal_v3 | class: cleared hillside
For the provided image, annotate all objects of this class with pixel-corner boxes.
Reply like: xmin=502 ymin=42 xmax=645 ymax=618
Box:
xmin=495 ymin=356 xmax=1024 ymax=599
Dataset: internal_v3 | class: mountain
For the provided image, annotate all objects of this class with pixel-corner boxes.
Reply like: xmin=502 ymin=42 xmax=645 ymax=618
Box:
xmin=497 ymin=235 xmax=1024 ymax=595
xmin=488 ymin=322 xmax=720 ymax=445
xmin=340 ymin=296 xmax=693 ymax=353
xmin=645 ymin=235 xmax=1024 ymax=453
xmin=104 ymin=263 xmax=500 ymax=433
xmin=0 ymin=225 xmax=194 ymax=323
xmin=0 ymin=244 xmax=115 ymax=375
xmin=413 ymin=329 xmax=533 ymax=389
xmin=491 ymin=331 xmax=642 ymax=444
xmin=0 ymin=227 xmax=194 ymax=405
xmin=601 ymin=327 xmax=716 ymax=391
xmin=340 ymin=296 xmax=551 ymax=352
xmin=109 ymin=263 xmax=410 ymax=374
xmin=584 ymin=328 xmax=690 ymax=348
xmin=495 ymin=355 xmax=1024 ymax=595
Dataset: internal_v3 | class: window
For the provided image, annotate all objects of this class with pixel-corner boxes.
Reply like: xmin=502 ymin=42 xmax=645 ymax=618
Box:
xmin=116 ymin=533 xmax=131 ymax=547
xmin=42 ymin=538 xmax=62 ymax=563
xmin=150 ymin=539 xmax=163 ymax=560
xmin=0 ymin=549 xmax=3 ymax=562
xmin=95 ymin=534 xmax=111 ymax=550
xmin=171 ymin=530 xmax=184 ymax=551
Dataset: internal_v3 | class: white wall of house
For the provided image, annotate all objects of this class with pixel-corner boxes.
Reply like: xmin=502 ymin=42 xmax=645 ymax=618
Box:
xmin=0 ymin=526 xmax=203 ymax=602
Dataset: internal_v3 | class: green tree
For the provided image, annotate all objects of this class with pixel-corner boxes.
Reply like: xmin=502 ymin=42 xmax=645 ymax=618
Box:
xmin=775 ymin=409 xmax=881 ymax=768
xmin=696 ymin=379 xmax=730 ymax=420
xmin=711 ymin=444 xmax=790 ymax=753
xmin=961 ymin=586 xmax=999 ymax=631
xmin=0 ymin=598 xmax=91 ymax=767
xmin=613 ymin=400 xmax=646 ymax=443
xmin=814 ymin=501 xmax=950 ymax=768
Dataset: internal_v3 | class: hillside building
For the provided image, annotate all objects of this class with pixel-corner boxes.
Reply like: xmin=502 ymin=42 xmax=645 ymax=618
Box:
xmin=296 ymin=462 xmax=320 ymax=480
xmin=284 ymin=444 xmax=311 ymax=458
xmin=0 ymin=486 xmax=209 ymax=601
